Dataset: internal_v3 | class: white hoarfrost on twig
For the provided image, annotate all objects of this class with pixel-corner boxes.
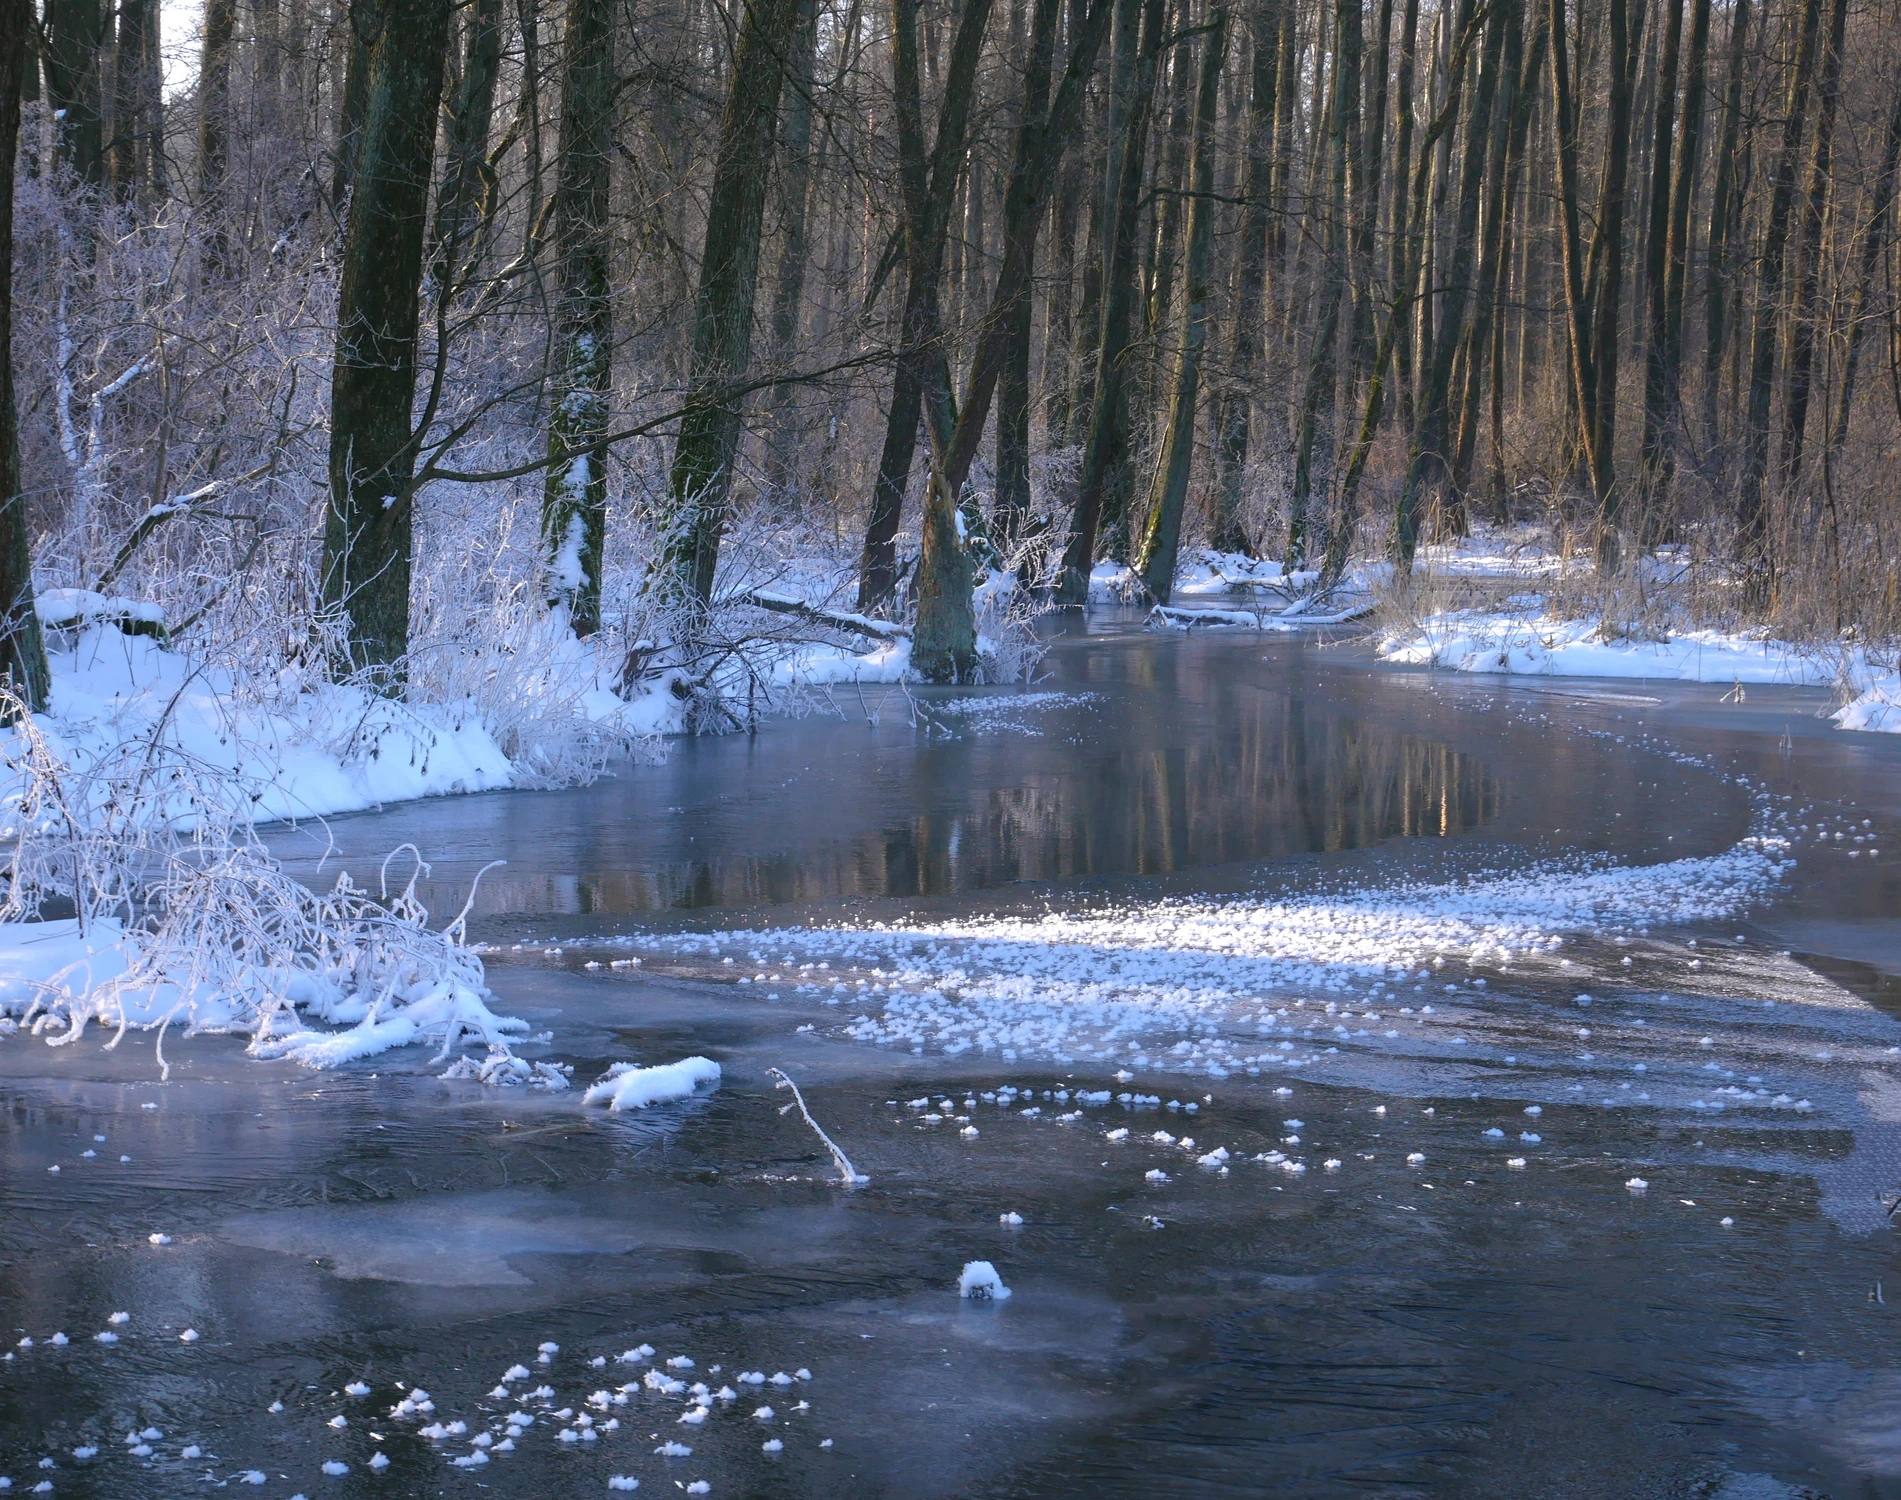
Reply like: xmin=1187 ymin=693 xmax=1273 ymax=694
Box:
xmin=582 ymin=1055 xmax=722 ymax=1110
xmin=767 ymin=1067 xmax=867 ymax=1186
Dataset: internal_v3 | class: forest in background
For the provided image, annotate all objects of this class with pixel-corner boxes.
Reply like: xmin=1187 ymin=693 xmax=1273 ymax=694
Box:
xmin=0 ymin=0 xmax=1895 ymax=708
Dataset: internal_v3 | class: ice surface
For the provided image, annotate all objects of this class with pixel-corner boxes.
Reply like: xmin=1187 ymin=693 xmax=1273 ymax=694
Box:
xmin=220 ymin=1191 xmax=652 ymax=1286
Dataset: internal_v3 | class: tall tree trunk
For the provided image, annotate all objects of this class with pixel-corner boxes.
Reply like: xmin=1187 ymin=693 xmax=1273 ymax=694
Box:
xmin=1042 ymin=0 xmax=1090 ymax=442
xmin=1583 ymin=0 xmax=1640 ymax=567
xmin=1135 ymin=6 xmax=1225 ymax=603
xmin=1643 ymin=0 xmax=1712 ymax=536
xmin=1777 ymin=0 xmax=1848 ymax=501
xmin=1319 ymin=0 xmax=1482 ymax=585
xmin=763 ymin=0 xmax=822 ymax=506
xmin=1829 ymin=72 xmax=1901 ymax=457
xmin=1055 ymin=0 xmax=1162 ymax=603
xmin=44 ymin=0 xmax=104 ymax=187
xmin=0 ymin=0 xmax=48 ymax=713
xmin=331 ymin=0 xmax=378 ymax=213
xmin=431 ymin=0 xmax=505 ymax=291
xmin=1386 ymin=0 xmax=1421 ymax=434
xmin=1734 ymin=0 xmax=1824 ymax=605
xmin=196 ymin=0 xmax=235 ymax=260
xmin=513 ymin=0 xmax=544 ymax=261
xmin=1450 ymin=0 xmax=1531 ymax=508
xmin=654 ymin=0 xmax=805 ymax=611
xmin=1548 ymin=0 xmax=1639 ymax=561
xmin=1065 ymin=158 xmax=1105 ymax=444
xmin=108 ymin=0 xmax=157 ymax=198
xmin=1209 ymin=0 xmax=1281 ymax=555
xmin=1392 ymin=0 xmax=1502 ymax=565
xmin=1144 ymin=11 xmax=1196 ymax=355
xmin=908 ymin=0 xmax=1111 ymax=670
xmin=321 ymin=0 xmax=453 ymax=676
xmin=1635 ymin=0 xmax=1685 ymax=532
xmin=993 ymin=0 xmax=1060 ymax=554
xmin=1347 ymin=0 xmax=1395 ymax=396
xmin=1700 ymin=0 xmax=1749 ymax=455
xmin=539 ymin=0 xmax=614 ymax=635
xmin=1286 ymin=1 xmax=1350 ymax=570
xmin=855 ymin=0 xmax=998 ymax=611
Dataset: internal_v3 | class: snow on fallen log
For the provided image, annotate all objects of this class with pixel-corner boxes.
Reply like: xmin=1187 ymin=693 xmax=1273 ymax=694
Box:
xmin=35 ymin=587 xmax=167 ymax=637
xmin=583 ymin=1055 xmax=722 ymax=1110
xmin=736 ymin=589 xmax=912 ymax=641
xmin=1150 ymin=599 xmax=1375 ymax=630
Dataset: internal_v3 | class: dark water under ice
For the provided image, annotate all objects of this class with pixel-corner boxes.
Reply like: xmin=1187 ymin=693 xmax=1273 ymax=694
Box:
xmin=6 ymin=623 xmax=1901 ymax=1499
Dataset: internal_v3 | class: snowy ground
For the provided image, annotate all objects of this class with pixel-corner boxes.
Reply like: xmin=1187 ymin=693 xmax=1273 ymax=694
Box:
xmin=26 ymin=617 xmax=680 ymax=825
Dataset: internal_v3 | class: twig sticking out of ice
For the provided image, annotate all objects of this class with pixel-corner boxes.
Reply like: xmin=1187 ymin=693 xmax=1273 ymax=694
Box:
xmin=583 ymin=1056 xmax=721 ymax=1111
xmin=958 ymin=1261 xmax=1011 ymax=1301
xmin=767 ymin=1068 xmax=867 ymax=1186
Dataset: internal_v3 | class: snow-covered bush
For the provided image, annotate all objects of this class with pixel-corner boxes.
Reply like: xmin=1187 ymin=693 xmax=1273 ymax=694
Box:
xmin=0 ymin=687 xmax=563 ymax=1083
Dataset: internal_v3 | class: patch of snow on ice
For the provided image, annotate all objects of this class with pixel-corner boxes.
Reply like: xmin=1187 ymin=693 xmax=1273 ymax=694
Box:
xmin=582 ymin=1056 xmax=721 ymax=1111
xmin=958 ymin=1260 xmax=1011 ymax=1301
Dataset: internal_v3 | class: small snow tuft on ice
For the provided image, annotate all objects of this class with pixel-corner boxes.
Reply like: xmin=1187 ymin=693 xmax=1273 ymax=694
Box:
xmin=958 ymin=1260 xmax=1012 ymax=1300
xmin=583 ymin=1057 xmax=721 ymax=1111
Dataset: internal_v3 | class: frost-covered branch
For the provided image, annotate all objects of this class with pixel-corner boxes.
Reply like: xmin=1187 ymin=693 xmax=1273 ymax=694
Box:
xmin=768 ymin=1066 xmax=867 ymax=1186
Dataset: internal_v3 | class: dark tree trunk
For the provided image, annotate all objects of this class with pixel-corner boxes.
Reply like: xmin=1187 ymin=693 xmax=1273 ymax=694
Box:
xmin=539 ymin=0 xmax=615 ymax=635
xmin=1385 ymin=0 xmax=1421 ymax=434
xmin=321 ymin=0 xmax=453 ymax=677
xmin=655 ymin=0 xmax=806 ymax=609
xmin=1830 ymin=71 xmax=1901 ymax=457
xmin=1135 ymin=7 xmax=1225 ymax=603
xmin=763 ymin=0 xmax=822 ymax=506
xmin=1055 ymin=0 xmax=1162 ymax=604
xmin=44 ymin=0 xmax=105 ymax=186
xmin=993 ymin=0 xmax=1060 ymax=554
xmin=1636 ymin=0 xmax=1685 ymax=528
xmin=854 ymin=0 xmax=998 ymax=611
xmin=1209 ymin=0 xmax=1281 ymax=556
xmin=1042 ymin=0 xmax=1090 ymax=443
xmin=331 ymin=2 xmax=378 ymax=213
xmin=1583 ymin=0 xmax=1640 ymax=567
xmin=1321 ymin=0 xmax=1483 ymax=585
xmin=1392 ymin=0 xmax=1503 ymax=565
xmin=431 ymin=0 xmax=505 ymax=291
xmin=1777 ymin=0 xmax=1848 ymax=500
xmin=108 ymin=0 xmax=159 ymax=198
xmin=1700 ymin=0 xmax=1749 ymax=453
xmin=0 ymin=0 xmax=48 ymax=713
xmin=1735 ymin=0 xmax=1824 ymax=603
xmin=1347 ymin=0 xmax=1395 ymax=396
xmin=1450 ymin=0 xmax=1528 ymax=510
xmin=1643 ymin=0 xmax=1712 ymax=535
xmin=910 ymin=0 xmax=1111 ymax=672
xmin=196 ymin=0 xmax=235 ymax=259
xmin=1286 ymin=1 xmax=1351 ymax=569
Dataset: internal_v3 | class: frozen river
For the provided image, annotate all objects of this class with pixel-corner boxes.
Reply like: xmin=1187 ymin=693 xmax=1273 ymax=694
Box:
xmin=5 ymin=622 xmax=1901 ymax=1498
